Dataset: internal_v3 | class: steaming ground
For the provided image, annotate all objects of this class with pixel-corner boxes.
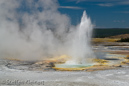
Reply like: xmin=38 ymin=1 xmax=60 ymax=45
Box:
xmin=0 ymin=60 xmax=129 ymax=86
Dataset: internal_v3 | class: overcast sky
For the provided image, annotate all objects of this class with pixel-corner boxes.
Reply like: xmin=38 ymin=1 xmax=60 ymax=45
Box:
xmin=58 ymin=0 xmax=129 ymax=28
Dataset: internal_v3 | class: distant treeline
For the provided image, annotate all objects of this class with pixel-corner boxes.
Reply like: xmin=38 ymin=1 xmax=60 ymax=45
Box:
xmin=117 ymin=38 xmax=129 ymax=42
xmin=93 ymin=28 xmax=129 ymax=38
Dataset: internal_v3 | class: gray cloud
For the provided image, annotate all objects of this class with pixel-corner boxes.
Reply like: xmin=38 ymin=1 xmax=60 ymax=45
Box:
xmin=115 ymin=11 xmax=129 ymax=14
xmin=122 ymin=11 xmax=129 ymax=13
xmin=97 ymin=3 xmax=114 ymax=7
xmin=113 ymin=20 xmax=125 ymax=23
xmin=59 ymin=6 xmax=84 ymax=9
xmin=121 ymin=11 xmax=129 ymax=13
xmin=118 ymin=1 xmax=129 ymax=5
xmin=67 ymin=0 xmax=129 ymax=6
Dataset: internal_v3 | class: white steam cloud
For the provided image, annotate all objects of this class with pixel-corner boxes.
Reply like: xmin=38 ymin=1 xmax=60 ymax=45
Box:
xmin=0 ymin=0 xmax=94 ymax=63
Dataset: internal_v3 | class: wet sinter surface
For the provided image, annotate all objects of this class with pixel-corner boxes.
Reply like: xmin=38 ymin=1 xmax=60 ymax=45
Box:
xmin=0 ymin=45 xmax=129 ymax=86
xmin=0 ymin=62 xmax=129 ymax=86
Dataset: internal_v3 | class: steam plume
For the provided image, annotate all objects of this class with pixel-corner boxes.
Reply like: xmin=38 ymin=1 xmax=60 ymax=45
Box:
xmin=0 ymin=0 xmax=95 ymax=63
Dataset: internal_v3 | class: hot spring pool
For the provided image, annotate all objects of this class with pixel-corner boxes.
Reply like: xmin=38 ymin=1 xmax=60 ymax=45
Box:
xmin=55 ymin=64 xmax=94 ymax=68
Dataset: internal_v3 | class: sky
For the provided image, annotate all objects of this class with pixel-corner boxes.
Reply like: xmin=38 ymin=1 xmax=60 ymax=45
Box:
xmin=58 ymin=0 xmax=129 ymax=28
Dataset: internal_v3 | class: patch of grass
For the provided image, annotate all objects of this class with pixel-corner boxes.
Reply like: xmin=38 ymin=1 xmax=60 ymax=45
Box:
xmin=92 ymin=38 xmax=120 ymax=43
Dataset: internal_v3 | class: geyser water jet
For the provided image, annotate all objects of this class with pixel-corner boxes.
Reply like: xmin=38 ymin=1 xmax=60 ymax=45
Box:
xmin=66 ymin=11 xmax=95 ymax=65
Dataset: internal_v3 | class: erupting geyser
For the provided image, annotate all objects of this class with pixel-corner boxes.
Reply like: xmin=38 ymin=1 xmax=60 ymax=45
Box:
xmin=65 ymin=11 xmax=95 ymax=65
xmin=0 ymin=0 xmax=95 ymax=66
